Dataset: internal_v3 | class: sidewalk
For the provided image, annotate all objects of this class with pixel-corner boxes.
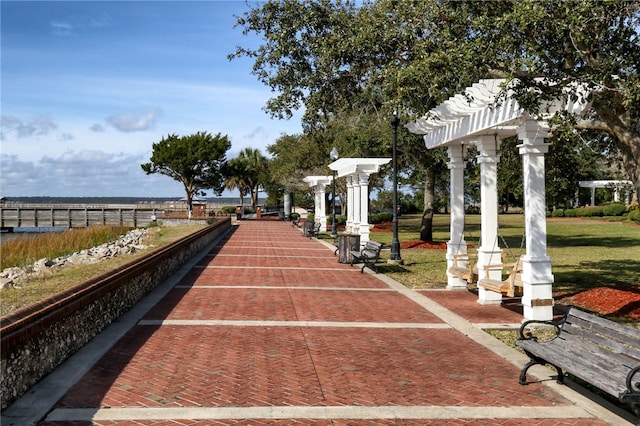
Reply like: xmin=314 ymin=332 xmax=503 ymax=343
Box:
xmin=2 ymin=220 xmax=635 ymax=425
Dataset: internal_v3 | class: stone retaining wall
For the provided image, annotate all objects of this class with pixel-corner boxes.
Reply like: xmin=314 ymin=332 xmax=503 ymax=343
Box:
xmin=0 ymin=219 xmax=231 ymax=409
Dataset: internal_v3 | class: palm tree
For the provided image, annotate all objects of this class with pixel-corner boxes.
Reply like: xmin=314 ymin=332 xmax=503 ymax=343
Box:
xmin=238 ymin=148 xmax=269 ymax=209
xmin=224 ymin=158 xmax=250 ymax=209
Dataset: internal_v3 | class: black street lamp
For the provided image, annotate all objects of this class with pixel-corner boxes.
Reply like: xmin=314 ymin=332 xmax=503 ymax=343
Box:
xmin=330 ymin=147 xmax=339 ymax=236
xmin=390 ymin=110 xmax=402 ymax=263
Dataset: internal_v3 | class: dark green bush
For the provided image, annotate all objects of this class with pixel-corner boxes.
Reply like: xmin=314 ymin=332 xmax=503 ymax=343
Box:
xmin=221 ymin=206 xmax=237 ymax=214
xmin=551 ymin=209 xmax=564 ymax=217
xmin=327 ymin=215 xmax=347 ymax=225
xmin=628 ymin=208 xmax=640 ymax=223
xmin=564 ymin=209 xmax=577 ymax=217
xmin=602 ymin=203 xmax=626 ymax=216
xmin=370 ymin=212 xmax=393 ymax=224
xmin=576 ymin=206 xmax=603 ymax=217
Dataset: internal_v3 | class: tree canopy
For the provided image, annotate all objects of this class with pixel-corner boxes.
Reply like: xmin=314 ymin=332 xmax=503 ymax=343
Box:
xmin=232 ymin=0 xmax=639 ymax=190
xmin=141 ymin=132 xmax=231 ymax=215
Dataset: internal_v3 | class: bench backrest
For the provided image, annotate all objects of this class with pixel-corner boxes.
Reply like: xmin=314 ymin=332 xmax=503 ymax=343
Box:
xmin=363 ymin=241 xmax=383 ymax=253
xmin=561 ymin=307 xmax=640 ymax=364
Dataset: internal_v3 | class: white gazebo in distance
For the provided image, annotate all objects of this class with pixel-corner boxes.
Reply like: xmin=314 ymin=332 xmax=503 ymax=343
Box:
xmin=302 ymin=175 xmax=334 ymax=231
xmin=579 ymin=180 xmax=633 ymax=206
xmin=328 ymin=158 xmax=391 ymax=244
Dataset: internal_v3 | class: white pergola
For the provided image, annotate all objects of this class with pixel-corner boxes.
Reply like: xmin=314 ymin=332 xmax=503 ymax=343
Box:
xmin=328 ymin=158 xmax=391 ymax=244
xmin=579 ymin=180 xmax=634 ymax=206
xmin=302 ymin=175 xmax=334 ymax=230
xmin=407 ymin=78 xmax=589 ymax=321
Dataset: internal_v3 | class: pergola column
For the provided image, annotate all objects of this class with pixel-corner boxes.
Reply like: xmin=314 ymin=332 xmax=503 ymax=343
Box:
xmin=302 ymin=176 xmax=333 ymax=231
xmin=518 ymin=119 xmax=554 ymax=321
xmin=284 ymin=192 xmax=292 ymax=218
xmin=475 ymin=135 xmax=503 ymax=305
xmin=352 ymin=174 xmax=362 ymax=236
xmin=314 ymin=186 xmax=327 ymax=230
xmin=346 ymin=175 xmax=355 ymax=233
xmin=358 ymin=173 xmax=371 ymax=243
xmin=446 ymin=144 xmax=468 ymax=290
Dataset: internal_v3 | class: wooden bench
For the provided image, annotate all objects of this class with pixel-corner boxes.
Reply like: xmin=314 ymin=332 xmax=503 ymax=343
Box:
xmin=448 ymin=253 xmax=478 ymax=284
xmin=350 ymin=241 xmax=384 ymax=273
xmin=477 ymin=255 xmax=523 ymax=297
xmin=516 ymin=306 xmax=640 ymax=417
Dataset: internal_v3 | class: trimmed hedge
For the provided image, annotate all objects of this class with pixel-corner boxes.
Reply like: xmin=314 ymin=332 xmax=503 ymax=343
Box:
xmin=602 ymin=203 xmax=626 ymax=216
xmin=551 ymin=209 xmax=565 ymax=217
xmin=370 ymin=212 xmax=393 ymax=224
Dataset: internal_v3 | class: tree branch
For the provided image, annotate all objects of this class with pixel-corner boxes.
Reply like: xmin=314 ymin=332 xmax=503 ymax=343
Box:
xmin=574 ymin=119 xmax=610 ymax=132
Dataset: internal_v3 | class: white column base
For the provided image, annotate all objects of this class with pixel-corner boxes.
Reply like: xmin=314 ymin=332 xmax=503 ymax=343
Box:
xmin=521 ymin=256 xmax=554 ymax=321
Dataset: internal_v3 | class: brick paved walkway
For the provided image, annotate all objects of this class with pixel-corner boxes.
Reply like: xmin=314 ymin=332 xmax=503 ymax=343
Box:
xmin=3 ymin=220 xmax=635 ymax=425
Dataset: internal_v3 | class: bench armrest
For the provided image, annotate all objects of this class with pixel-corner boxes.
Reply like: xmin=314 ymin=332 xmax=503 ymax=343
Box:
xmin=481 ymin=262 xmax=515 ymax=279
xmin=518 ymin=314 xmax=567 ymax=341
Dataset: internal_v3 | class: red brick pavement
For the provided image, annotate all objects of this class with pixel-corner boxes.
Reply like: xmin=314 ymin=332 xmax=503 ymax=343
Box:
xmin=36 ymin=221 xmax=622 ymax=425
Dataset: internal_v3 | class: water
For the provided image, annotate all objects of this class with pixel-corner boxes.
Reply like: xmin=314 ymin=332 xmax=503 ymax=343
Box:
xmin=0 ymin=227 xmax=67 ymax=243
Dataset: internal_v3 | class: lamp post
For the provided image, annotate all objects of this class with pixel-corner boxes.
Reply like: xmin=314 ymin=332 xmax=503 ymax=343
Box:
xmin=330 ymin=147 xmax=339 ymax=236
xmin=390 ymin=110 xmax=402 ymax=263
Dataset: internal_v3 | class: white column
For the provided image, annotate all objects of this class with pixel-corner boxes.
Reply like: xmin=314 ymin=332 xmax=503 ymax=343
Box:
xmin=352 ymin=173 xmax=361 ymax=236
xmin=447 ymin=144 xmax=468 ymax=290
xmin=590 ymin=188 xmax=596 ymax=206
xmin=518 ymin=119 xmax=554 ymax=321
xmin=475 ymin=135 xmax=503 ymax=305
xmin=316 ymin=184 xmax=327 ymax=231
xmin=284 ymin=192 xmax=292 ymax=217
xmin=358 ymin=172 xmax=371 ymax=243
xmin=346 ymin=175 xmax=354 ymax=233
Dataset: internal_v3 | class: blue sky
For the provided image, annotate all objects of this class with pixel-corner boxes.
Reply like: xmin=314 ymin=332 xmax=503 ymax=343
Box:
xmin=1 ymin=1 xmax=302 ymax=198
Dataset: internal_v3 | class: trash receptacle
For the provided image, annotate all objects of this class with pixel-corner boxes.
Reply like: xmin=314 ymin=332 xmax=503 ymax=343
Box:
xmin=236 ymin=206 xmax=242 ymax=220
xmin=338 ymin=234 xmax=361 ymax=263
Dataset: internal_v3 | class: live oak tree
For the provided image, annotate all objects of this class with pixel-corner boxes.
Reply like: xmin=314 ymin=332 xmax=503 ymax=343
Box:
xmin=231 ymin=0 xmax=639 ymax=239
xmin=141 ymin=132 xmax=231 ymax=217
xmin=425 ymin=0 xmax=640 ymax=202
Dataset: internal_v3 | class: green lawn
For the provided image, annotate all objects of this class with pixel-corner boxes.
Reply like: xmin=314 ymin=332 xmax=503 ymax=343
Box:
xmin=341 ymin=214 xmax=640 ymax=295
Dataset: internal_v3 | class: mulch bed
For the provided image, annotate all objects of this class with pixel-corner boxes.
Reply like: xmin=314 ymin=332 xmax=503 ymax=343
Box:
xmin=564 ymin=287 xmax=640 ymax=320
xmin=370 ymin=222 xmax=451 ymax=250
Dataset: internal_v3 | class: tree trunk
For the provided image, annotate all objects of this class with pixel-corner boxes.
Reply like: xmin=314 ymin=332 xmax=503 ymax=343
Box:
xmin=593 ymin=104 xmax=640 ymax=204
xmin=420 ymin=167 xmax=436 ymax=241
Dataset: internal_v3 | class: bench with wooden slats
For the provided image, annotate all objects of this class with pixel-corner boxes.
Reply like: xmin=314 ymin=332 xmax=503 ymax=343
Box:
xmin=516 ymin=306 xmax=640 ymax=417
xmin=350 ymin=241 xmax=384 ymax=273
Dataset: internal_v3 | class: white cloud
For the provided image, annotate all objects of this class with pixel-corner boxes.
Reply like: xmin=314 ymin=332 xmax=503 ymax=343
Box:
xmin=50 ymin=20 xmax=73 ymax=36
xmin=106 ymin=108 xmax=161 ymax=132
xmin=0 ymin=150 xmax=187 ymax=197
xmin=90 ymin=123 xmax=105 ymax=132
xmin=0 ymin=115 xmax=58 ymax=139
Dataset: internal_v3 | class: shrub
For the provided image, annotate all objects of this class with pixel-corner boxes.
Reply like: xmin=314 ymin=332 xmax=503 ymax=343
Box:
xmin=576 ymin=206 xmax=603 ymax=217
xmin=221 ymin=206 xmax=236 ymax=214
xmin=327 ymin=215 xmax=347 ymax=225
xmin=602 ymin=203 xmax=626 ymax=216
xmin=628 ymin=208 xmax=640 ymax=223
xmin=290 ymin=212 xmax=300 ymax=220
xmin=370 ymin=212 xmax=393 ymax=224
xmin=564 ymin=209 xmax=577 ymax=217
xmin=551 ymin=209 xmax=565 ymax=217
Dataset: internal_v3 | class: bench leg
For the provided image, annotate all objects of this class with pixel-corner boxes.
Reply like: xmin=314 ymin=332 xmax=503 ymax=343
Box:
xmin=519 ymin=359 xmax=564 ymax=385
